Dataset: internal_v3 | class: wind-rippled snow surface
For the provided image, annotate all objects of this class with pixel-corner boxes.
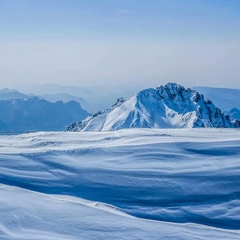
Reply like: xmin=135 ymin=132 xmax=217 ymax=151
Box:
xmin=0 ymin=129 xmax=240 ymax=239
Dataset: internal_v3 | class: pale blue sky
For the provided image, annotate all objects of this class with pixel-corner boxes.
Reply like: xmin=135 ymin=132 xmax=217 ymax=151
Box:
xmin=0 ymin=0 xmax=240 ymax=89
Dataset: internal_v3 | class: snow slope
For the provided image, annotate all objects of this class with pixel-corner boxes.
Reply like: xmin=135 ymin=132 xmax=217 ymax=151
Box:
xmin=67 ymin=83 xmax=240 ymax=131
xmin=1 ymin=184 xmax=239 ymax=240
xmin=0 ymin=129 xmax=240 ymax=239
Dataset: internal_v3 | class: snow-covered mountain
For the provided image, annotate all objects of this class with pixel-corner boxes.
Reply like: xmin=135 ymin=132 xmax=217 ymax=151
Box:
xmin=0 ymin=97 xmax=90 ymax=132
xmin=67 ymin=83 xmax=240 ymax=131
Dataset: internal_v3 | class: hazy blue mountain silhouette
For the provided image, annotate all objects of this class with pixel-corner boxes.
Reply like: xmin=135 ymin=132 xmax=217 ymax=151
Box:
xmin=0 ymin=88 xmax=28 ymax=100
xmin=229 ymin=108 xmax=240 ymax=120
xmin=193 ymin=86 xmax=240 ymax=111
xmin=0 ymin=97 xmax=90 ymax=132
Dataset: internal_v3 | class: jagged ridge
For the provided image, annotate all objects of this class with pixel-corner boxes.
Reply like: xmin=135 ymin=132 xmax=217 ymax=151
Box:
xmin=66 ymin=83 xmax=240 ymax=131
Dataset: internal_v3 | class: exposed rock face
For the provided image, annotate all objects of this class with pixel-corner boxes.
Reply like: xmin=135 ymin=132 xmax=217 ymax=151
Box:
xmin=66 ymin=83 xmax=240 ymax=132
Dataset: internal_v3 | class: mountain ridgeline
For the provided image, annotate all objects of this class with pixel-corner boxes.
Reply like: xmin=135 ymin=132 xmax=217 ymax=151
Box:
xmin=193 ymin=86 xmax=240 ymax=111
xmin=66 ymin=83 xmax=240 ymax=131
xmin=0 ymin=97 xmax=90 ymax=132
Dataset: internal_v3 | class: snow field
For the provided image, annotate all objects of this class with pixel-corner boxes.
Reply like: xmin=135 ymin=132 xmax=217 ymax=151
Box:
xmin=0 ymin=128 xmax=240 ymax=239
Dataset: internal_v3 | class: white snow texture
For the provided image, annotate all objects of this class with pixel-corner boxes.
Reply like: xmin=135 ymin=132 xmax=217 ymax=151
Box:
xmin=67 ymin=83 xmax=240 ymax=132
xmin=0 ymin=129 xmax=240 ymax=239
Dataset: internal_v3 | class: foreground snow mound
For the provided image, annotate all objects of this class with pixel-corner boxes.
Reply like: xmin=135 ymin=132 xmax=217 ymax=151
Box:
xmin=1 ymin=185 xmax=239 ymax=240
xmin=66 ymin=83 xmax=240 ymax=131
xmin=0 ymin=129 xmax=240 ymax=237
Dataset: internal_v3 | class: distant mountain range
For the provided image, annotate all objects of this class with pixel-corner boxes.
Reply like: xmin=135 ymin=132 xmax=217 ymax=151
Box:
xmin=17 ymin=83 xmax=92 ymax=99
xmin=0 ymin=87 xmax=92 ymax=112
xmin=0 ymin=84 xmax=239 ymax=132
xmin=229 ymin=108 xmax=240 ymax=120
xmin=193 ymin=86 xmax=240 ymax=111
xmin=67 ymin=83 xmax=240 ymax=131
xmin=39 ymin=93 xmax=91 ymax=112
xmin=0 ymin=96 xmax=90 ymax=132
xmin=17 ymin=83 xmax=137 ymax=113
xmin=0 ymin=88 xmax=29 ymax=100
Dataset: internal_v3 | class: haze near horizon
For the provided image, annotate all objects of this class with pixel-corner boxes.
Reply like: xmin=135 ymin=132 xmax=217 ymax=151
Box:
xmin=0 ymin=0 xmax=240 ymax=90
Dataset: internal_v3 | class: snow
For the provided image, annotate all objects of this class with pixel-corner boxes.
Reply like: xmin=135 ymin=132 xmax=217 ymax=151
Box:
xmin=1 ymin=185 xmax=240 ymax=240
xmin=0 ymin=128 xmax=240 ymax=239
xmin=67 ymin=83 xmax=239 ymax=132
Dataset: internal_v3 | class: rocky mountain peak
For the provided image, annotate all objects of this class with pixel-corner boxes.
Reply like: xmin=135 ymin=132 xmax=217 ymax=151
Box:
xmin=66 ymin=83 xmax=240 ymax=132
